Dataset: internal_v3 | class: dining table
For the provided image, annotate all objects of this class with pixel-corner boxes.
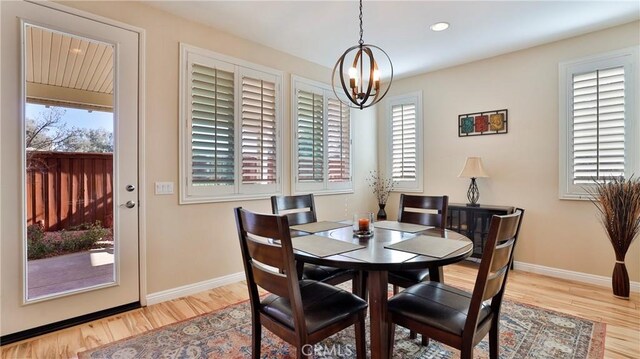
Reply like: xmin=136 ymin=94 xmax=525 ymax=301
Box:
xmin=290 ymin=221 xmax=473 ymax=359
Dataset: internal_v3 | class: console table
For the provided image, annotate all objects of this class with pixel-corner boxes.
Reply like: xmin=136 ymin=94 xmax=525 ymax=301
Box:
xmin=446 ymin=203 xmax=514 ymax=260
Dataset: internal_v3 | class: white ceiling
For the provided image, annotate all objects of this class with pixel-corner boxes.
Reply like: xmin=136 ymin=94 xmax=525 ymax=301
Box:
xmin=148 ymin=1 xmax=640 ymax=79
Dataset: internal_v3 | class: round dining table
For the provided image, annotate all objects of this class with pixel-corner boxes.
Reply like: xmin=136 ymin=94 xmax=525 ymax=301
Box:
xmin=293 ymin=224 xmax=473 ymax=359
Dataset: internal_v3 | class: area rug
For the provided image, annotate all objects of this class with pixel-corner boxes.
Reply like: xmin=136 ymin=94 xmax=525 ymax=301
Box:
xmin=79 ymin=298 xmax=605 ymax=359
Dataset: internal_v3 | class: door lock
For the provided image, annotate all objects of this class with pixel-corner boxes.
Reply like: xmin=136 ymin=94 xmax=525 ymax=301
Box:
xmin=126 ymin=184 xmax=136 ymax=192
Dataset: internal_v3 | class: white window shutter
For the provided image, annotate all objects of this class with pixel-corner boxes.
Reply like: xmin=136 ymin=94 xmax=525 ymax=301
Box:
xmin=327 ymin=97 xmax=350 ymax=182
xmin=180 ymin=44 xmax=283 ymax=203
xmin=297 ymin=89 xmax=324 ymax=182
xmin=391 ymin=103 xmax=417 ymax=181
xmin=241 ymin=76 xmax=277 ymax=184
xmin=190 ymin=63 xmax=235 ymax=186
xmin=559 ymin=47 xmax=638 ymax=200
xmin=572 ymin=66 xmax=626 ymax=183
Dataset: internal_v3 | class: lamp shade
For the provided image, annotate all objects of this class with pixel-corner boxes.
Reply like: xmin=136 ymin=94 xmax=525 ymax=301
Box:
xmin=458 ymin=157 xmax=489 ymax=178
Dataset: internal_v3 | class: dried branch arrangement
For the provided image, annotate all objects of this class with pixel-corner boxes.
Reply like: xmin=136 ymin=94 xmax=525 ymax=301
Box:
xmin=366 ymin=171 xmax=395 ymax=205
xmin=587 ymin=176 xmax=640 ymax=298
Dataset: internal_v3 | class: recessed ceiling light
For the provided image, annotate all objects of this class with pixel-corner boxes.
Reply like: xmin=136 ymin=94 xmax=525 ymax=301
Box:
xmin=70 ymin=48 xmax=83 ymax=54
xmin=430 ymin=22 xmax=450 ymax=32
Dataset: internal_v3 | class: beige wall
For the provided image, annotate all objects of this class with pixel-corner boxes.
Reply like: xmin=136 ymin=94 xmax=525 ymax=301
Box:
xmin=57 ymin=1 xmax=378 ymax=294
xmin=378 ymin=21 xmax=640 ymax=282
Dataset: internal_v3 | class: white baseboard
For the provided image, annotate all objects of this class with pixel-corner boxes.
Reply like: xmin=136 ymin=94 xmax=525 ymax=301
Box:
xmin=514 ymin=261 xmax=640 ymax=293
xmin=145 ymin=262 xmax=639 ymax=306
xmin=146 ymin=271 xmax=245 ymax=305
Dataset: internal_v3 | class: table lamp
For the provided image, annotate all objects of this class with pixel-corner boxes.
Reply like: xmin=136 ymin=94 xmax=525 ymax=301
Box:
xmin=458 ymin=157 xmax=489 ymax=207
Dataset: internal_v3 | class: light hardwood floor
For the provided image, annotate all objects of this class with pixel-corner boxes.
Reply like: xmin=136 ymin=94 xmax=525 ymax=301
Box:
xmin=2 ymin=262 xmax=639 ymax=358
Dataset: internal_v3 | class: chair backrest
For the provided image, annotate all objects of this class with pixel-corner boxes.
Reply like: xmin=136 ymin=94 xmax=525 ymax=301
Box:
xmin=397 ymin=194 xmax=449 ymax=228
xmin=463 ymin=211 xmax=522 ymax=341
xmin=234 ymin=207 xmax=306 ymax=332
xmin=271 ymin=194 xmax=317 ymax=226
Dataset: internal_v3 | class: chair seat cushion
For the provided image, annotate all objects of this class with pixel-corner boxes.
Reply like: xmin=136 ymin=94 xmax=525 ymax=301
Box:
xmin=388 ymin=281 xmax=492 ymax=336
xmin=388 ymin=268 xmax=430 ymax=285
xmin=302 ymin=263 xmax=352 ymax=282
xmin=261 ymin=279 xmax=367 ymax=334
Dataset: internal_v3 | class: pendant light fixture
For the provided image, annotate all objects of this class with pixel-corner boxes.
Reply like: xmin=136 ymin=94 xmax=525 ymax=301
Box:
xmin=332 ymin=0 xmax=393 ymax=109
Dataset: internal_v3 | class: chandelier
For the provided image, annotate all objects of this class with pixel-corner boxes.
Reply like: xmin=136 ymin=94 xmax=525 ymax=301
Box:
xmin=332 ymin=0 xmax=393 ymax=109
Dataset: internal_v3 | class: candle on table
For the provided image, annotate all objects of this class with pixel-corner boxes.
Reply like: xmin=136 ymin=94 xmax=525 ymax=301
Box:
xmin=358 ymin=218 xmax=370 ymax=232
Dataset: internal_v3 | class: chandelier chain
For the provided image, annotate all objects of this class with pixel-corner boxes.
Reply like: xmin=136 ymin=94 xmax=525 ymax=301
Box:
xmin=358 ymin=0 xmax=364 ymax=45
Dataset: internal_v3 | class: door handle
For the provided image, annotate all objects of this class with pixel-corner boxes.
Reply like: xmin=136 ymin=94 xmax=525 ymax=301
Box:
xmin=124 ymin=200 xmax=136 ymax=209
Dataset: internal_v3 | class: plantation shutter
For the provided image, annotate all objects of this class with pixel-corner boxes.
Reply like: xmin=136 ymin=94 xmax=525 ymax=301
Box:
xmin=190 ymin=63 xmax=235 ymax=186
xmin=241 ymin=76 xmax=277 ymax=184
xmin=297 ymin=90 xmax=324 ymax=182
xmin=327 ymin=98 xmax=350 ymax=182
xmin=572 ymin=66 xmax=625 ymax=184
xmin=391 ymin=103 xmax=417 ymax=181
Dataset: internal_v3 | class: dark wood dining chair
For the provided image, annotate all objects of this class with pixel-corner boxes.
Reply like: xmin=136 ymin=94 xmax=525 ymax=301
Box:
xmin=387 ymin=211 xmax=522 ymax=359
xmin=389 ymin=194 xmax=449 ymax=294
xmin=389 ymin=194 xmax=449 ymax=290
xmin=388 ymin=194 xmax=449 ymax=343
xmin=234 ymin=207 xmax=367 ymax=359
xmin=271 ymin=194 xmax=355 ymax=287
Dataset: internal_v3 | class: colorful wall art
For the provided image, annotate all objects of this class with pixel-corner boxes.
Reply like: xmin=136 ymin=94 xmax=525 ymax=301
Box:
xmin=458 ymin=109 xmax=508 ymax=137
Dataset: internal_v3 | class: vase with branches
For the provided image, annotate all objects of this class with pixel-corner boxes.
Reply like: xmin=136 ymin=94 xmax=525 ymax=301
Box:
xmin=366 ymin=171 xmax=395 ymax=220
xmin=587 ymin=176 xmax=640 ymax=299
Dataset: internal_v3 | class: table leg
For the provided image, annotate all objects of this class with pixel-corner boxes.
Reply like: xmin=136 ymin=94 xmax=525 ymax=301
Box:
xmin=429 ymin=265 xmax=444 ymax=283
xmin=368 ymin=270 xmax=389 ymax=359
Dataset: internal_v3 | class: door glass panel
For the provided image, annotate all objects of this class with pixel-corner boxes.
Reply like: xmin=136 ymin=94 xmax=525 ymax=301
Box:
xmin=24 ymin=24 xmax=116 ymax=300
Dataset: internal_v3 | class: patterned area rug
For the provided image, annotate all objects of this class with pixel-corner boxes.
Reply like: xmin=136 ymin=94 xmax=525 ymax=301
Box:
xmin=79 ymin=299 xmax=605 ymax=358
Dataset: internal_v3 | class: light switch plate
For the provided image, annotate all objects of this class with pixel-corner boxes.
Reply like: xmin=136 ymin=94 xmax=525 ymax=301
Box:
xmin=155 ymin=181 xmax=174 ymax=195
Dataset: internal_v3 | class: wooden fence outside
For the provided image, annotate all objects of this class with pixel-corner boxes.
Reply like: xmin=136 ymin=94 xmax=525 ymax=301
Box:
xmin=27 ymin=151 xmax=113 ymax=231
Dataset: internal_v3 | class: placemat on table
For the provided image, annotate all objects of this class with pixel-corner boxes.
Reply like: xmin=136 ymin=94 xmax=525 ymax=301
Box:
xmin=341 ymin=247 xmax=417 ymax=263
xmin=385 ymin=235 xmax=471 ymax=258
xmin=290 ymin=221 xmax=351 ymax=233
xmin=292 ymin=235 xmax=364 ymax=257
xmin=374 ymin=220 xmax=433 ymax=233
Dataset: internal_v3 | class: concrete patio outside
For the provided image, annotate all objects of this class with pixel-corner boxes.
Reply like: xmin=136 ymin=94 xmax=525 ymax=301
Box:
xmin=27 ymin=248 xmax=114 ymax=299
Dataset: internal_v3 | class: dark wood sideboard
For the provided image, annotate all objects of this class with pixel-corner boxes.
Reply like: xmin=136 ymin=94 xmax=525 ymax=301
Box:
xmin=446 ymin=203 xmax=514 ymax=260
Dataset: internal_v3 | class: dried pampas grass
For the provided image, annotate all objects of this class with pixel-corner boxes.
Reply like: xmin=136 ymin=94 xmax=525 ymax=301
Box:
xmin=588 ymin=176 xmax=640 ymax=256
xmin=587 ymin=176 xmax=640 ymax=298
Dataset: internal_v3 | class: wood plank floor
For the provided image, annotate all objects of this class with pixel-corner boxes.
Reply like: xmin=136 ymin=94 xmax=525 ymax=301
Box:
xmin=2 ymin=262 xmax=639 ymax=358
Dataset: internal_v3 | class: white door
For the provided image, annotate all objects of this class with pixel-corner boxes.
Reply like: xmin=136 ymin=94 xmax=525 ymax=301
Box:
xmin=0 ymin=0 xmax=140 ymax=336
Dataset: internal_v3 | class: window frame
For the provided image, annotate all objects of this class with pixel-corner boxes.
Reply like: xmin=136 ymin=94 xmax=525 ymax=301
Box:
xmin=386 ymin=91 xmax=424 ymax=193
xmin=559 ymin=47 xmax=639 ymax=200
xmin=179 ymin=43 xmax=283 ymax=204
xmin=291 ymin=75 xmax=353 ymax=195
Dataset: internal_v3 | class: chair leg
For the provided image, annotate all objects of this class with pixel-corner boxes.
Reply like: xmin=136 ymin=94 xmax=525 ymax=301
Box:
xmin=460 ymin=347 xmax=473 ymax=359
xmin=489 ymin=322 xmax=499 ymax=359
xmin=353 ymin=271 xmax=367 ymax=300
xmin=354 ymin=313 xmax=366 ymax=359
xmin=421 ymin=334 xmax=429 ymax=346
xmin=394 ymin=285 xmax=418 ymax=340
xmin=251 ymin=321 xmax=261 ymax=359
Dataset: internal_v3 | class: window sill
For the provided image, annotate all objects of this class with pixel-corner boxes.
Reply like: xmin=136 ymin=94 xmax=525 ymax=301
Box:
xmin=179 ymin=192 xmax=280 ymax=205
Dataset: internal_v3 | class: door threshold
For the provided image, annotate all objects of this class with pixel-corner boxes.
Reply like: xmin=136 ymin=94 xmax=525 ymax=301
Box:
xmin=0 ymin=301 xmax=140 ymax=346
